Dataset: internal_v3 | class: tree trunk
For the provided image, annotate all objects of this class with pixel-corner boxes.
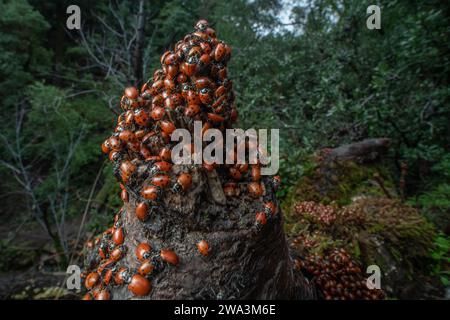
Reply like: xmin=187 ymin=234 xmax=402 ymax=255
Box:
xmin=83 ymin=19 xmax=315 ymax=300
xmin=133 ymin=0 xmax=146 ymax=86
xmin=85 ymin=164 xmax=315 ymax=299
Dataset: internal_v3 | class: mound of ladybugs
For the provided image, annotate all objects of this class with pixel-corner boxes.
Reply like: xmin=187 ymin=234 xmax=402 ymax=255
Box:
xmin=81 ymin=20 xmax=281 ymax=300
xmin=293 ymin=248 xmax=385 ymax=300
xmin=290 ymin=202 xmax=384 ymax=300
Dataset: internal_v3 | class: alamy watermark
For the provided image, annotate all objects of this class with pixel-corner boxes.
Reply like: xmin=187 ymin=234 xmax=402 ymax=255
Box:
xmin=367 ymin=5 xmax=381 ymax=30
xmin=366 ymin=265 xmax=382 ymax=290
xmin=66 ymin=5 xmax=81 ymax=30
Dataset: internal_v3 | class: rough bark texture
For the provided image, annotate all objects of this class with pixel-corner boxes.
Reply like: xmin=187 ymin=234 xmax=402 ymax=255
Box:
xmin=324 ymin=138 xmax=391 ymax=164
xmin=85 ymin=165 xmax=315 ymax=299
xmin=132 ymin=0 xmax=146 ymax=86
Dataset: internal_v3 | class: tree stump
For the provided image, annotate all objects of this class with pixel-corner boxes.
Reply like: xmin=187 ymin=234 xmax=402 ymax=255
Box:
xmin=82 ymin=19 xmax=315 ymax=300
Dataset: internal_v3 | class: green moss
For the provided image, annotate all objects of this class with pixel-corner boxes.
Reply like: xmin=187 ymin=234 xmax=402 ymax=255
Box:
xmin=283 ymin=159 xmax=397 ymax=220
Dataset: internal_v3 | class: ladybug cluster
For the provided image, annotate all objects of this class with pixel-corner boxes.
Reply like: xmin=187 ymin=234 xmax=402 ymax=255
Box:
xmin=294 ymin=249 xmax=385 ymax=300
xmin=82 ymin=20 xmax=282 ymax=300
xmin=294 ymin=201 xmax=337 ymax=226
xmin=294 ymin=201 xmax=365 ymax=227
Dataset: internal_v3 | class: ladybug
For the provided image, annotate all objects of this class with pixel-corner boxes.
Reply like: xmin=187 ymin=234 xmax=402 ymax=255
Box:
xmin=112 ymin=227 xmax=125 ymax=245
xmin=136 ymin=242 xmax=152 ymax=261
xmin=115 ymin=267 xmax=130 ymax=285
xmin=272 ymin=175 xmax=281 ymax=190
xmin=153 ymin=69 xmax=165 ymax=81
xmin=193 ymin=30 xmax=209 ymax=41
xmin=251 ymin=164 xmax=261 ymax=182
xmin=223 ymin=182 xmax=237 ymax=197
xmin=248 ymin=182 xmax=263 ymax=198
xmin=141 ymin=89 xmax=152 ymax=100
xmin=125 ymin=86 xmax=139 ymax=100
xmin=264 ymin=202 xmax=277 ymax=217
xmin=134 ymin=108 xmax=149 ymax=126
xmin=109 ymin=136 xmax=122 ymax=151
xmin=150 ymin=79 xmax=164 ymax=95
xmin=95 ymin=289 xmax=111 ymax=300
xmin=195 ymin=77 xmax=211 ymax=90
xmin=165 ymin=64 xmax=178 ymax=79
xmin=120 ymin=160 xmax=136 ymax=183
xmin=85 ymin=272 xmax=100 ymax=289
xmin=207 ymin=112 xmax=225 ymax=123
xmin=160 ymin=249 xmax=179 ymax=265
xmin=164 ymin=95 xmax=178 ymax=110
xmin=211 ymin=95 xmax=226 ymax=110
xmin=101 ymin=139 xmax=111 ymax=154
xmin=199 ymin=88 xmax=213 ymax=105
xmin=229 ymin=167 xmax=242 ymax=180
xmin=136 ymin=202 xmax=149 ymax=221
xmin=150 ymin=161 xmax=172 ymax=175
xmin=124 ymin=110 xmax=134 ymax=125
xmin=173 ymin=173 xmax=192 ymax=192
xmin=120 ymin=95 xmax=131 ymax=110
xmin=135 ymin=129 xmax=148 ymax=139
xmin=213 ymin=64 xmax=227 ymax=80
xmin=119 ymin=130 xmax=136 ymax=142
xmin=160 ymin=50 xmax=170 ymax=64
xmin=186 ymin=90 xmax=201 ymax=105
xmin=181 ymin=56 xmax=198 ymax=77
xmin=159 ymin=120 xmax=176 ymax=135
xmin=184 ymin=104 xmax=200 ymax=117
xmin=197 ymin=240 xmax=209 ymax=257
xmin=205 ymin=27 xmax=216 ymax=38
xmin=81 ymin=293 xmax=92 ymax=300
xmin=177 ymin=72 xmax=188 ymax=83
xmin=159 ymin=147 xmax=172 ymax=162
xmin=164 ymin=52 xmax=179 ymax=65
xmin=151 ymin=174 xmax=171 ymax=188
xmin=199 ymin=53 xmax=211 ymax=67
xmin=238 ymin=163 xmax=249 ymax=173
xmin=140 ymin=145 xmax=152 ymax=160
xmin=141 ymin=185 xmax=162 ymax=201
xmin=200 ymin=41 xmax=211 ymax=54
xmin=151 ymin=106 xmax=165 ymax=121
xmin=173 ymin=92 xmax=184 ymax=103
xmin=103 ymin=269 xmax=114 ymax=286
xmin=97 ymin=258 xmax=116 ymax=274
xmin=152 ymin=94 xmax=164 ymax=107
xmin=128 ymin=274 xmax=151 ymax=296
xmin=98 ymin=243 xmax=108 ymax=259
xmin=195 ymin=19 xmax=209 ymax=32
xmin=138 ymin=260 xmax=154 ymax=276
xmin=163 ymin=78 xmax=176 ymax=93
xmin=188 ymin=46 xmax=202 ymax=57
xmin=203 ymin=162 xmax=216 ymax=172
xmin=214 ymin=43 xmax=227 ymax=62
xmin=110 ymin=245 xmax=125 ymax=261
xmin=255 ymin=211 xmax=267 ymax=226
xmin=214 ymin=85 xmax=226 ymax=98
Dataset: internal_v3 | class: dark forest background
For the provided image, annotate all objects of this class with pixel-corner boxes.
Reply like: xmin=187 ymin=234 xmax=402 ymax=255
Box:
xmin=0 ymin=0 xmax=448 ymax=299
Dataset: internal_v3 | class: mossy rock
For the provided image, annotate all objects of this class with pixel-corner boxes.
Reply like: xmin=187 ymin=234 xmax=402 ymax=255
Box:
xmin=287 ymin=195 xmax=441 ymax=298
xmin=284 ymin=158 xmax=396 ymax=228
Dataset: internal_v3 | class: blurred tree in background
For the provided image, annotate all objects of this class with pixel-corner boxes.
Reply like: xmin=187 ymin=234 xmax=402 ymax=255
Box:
xmin=0 ymin=0 xmax=448 ymax=277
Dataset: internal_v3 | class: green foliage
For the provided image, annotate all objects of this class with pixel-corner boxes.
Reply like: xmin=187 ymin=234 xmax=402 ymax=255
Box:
xmin=430 ymin=234 xmax=450 ymax=286
xmin=407 ymin=155 xmax=450 ymax=228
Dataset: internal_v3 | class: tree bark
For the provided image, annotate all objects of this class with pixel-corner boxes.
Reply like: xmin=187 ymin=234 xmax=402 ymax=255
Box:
xmin=133 ymin=0 xmax=146 ymax=86
xmin=324 ymin=138 xmax=391 ymax=163
xmin=85 ymin=165 xmax=315 ymax=299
